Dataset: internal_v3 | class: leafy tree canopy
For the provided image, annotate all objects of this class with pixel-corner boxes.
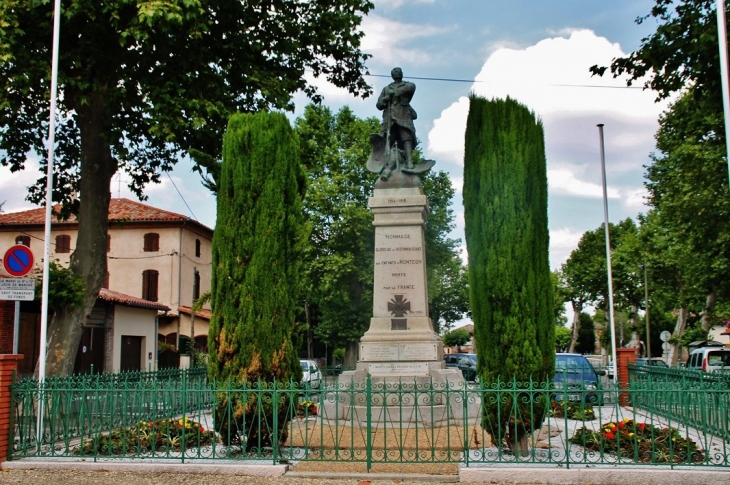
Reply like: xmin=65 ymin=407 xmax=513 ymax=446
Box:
xmin=442 ymin=328 xmax=471 ymax=349
xmin=0 ymin=0 xmax=373 ymax=376
xmin=590 ymin=0 xmax=722 ymax=103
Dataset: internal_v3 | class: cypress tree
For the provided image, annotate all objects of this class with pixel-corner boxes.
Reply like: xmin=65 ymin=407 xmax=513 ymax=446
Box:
xmin=463 ymin=95 xmax=555 ymax=453
xmin=208 ymin=111 xmax=306 ymax=448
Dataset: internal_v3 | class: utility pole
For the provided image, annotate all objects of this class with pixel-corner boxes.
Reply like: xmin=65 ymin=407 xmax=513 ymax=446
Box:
xmin=641 ymin=264 xmax=651 ymax=357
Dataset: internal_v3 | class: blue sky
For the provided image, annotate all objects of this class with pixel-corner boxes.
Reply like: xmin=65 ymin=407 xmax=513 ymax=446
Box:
xmin=1 ymin=0 xmax=672 ymax=272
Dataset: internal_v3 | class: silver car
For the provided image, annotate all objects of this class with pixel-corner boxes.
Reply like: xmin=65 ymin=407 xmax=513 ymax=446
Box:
xmin=300 ymin=359 xmax=322 ymax=389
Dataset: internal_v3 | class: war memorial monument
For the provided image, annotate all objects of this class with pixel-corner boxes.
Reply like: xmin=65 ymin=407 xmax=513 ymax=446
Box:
xmin=322 ymin=68 xmax=478 ymax=425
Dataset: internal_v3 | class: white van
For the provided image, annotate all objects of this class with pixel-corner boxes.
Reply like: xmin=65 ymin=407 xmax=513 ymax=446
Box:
xmin=685 ymin=347 xmax=730 ymax=373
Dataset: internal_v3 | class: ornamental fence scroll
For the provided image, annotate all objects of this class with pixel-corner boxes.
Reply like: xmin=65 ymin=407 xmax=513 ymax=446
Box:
xmin=7 ymin=367 xmax=730 ymax=468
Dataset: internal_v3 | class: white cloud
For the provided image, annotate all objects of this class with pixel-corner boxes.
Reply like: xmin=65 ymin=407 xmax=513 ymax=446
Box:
xmin=361 ymin=14 xmax=454 ymax=66
xmin=0 ymin=157 xmax=42 ymax=213
xmin=550 ymin=227 xmax=585 ymax=269
xmin=292 ymin=13 xmax=454 ymax=107
xmin=621 ymin=187 xmax=649 ymax=213
xmin=373 ymin=0 xmax=436 ymax=11
xmin=548 ymin=169 xmax=620 ymax=199
xmin=428 ymin=29 xmax=668 ymax=212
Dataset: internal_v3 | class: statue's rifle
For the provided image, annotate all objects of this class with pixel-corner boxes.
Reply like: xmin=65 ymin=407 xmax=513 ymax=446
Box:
xmin=386 ymin=88 xmax=395 ymax=171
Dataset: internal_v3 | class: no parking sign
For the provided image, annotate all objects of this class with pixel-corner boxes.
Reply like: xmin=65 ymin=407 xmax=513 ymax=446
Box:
xmin=3 ymin=245 xmax=34 ymax=277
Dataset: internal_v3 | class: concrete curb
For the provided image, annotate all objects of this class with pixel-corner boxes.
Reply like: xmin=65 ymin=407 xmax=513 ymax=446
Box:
xmin=459 ymin=466 xmax=730 ymax=484
xmin=1 ymin=460 xmax=288 ymax=477
xmin=286 ymin=471 xmax=458 ymax=482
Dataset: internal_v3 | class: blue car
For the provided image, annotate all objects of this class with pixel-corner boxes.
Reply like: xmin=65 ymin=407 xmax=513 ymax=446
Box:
xmin=553 ymin=353 xmax=604 ymax=405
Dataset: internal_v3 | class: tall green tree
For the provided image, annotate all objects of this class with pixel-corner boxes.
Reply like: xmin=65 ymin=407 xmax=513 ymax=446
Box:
xmin=463 ymin=95 xmax=554 ymax=454
xmin=442 ymin=328 xmax=471 ymax=353
xmin=0 ymin=0 xmax=372 ymax=376
xmin=575 ymin=312 xmax=596 ymax=354
xmin=208 ymin=112 xmax=306 ymax=449
xmin=561 ymin=219 xmax=643 ymax=352
xmin=647 ymin=90 xmax=730 ymax=331
xmin=295 ymin=105 xmax=376 ymax=365
xmin=591 ymin=0 xmax=730 ymax=341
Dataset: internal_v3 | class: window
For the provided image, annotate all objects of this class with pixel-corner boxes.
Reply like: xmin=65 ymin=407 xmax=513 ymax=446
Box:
xmin=55 ymin=234 xmax=71 ymax=253
xmin=143 ymin=233 xmax=160 ymax=252
xmin=15 ymin=235 xmax=30 ymax=247
xmin=195 ymin=239 xmax=201 ymax=258
xmin=142 ymin=269 xmax=159 ymax=302
xmin=193 ymin=269 xmax=201 ymax=302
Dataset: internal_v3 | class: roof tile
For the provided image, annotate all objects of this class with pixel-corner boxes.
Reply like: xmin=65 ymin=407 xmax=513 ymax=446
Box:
xmin=99 ymin=288 xmax=170 ymax=311
xmin=0 ymin=198 xmax=212 ymax=232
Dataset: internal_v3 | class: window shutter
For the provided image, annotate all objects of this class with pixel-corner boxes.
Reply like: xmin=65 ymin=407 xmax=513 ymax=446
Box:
xmin=142 ymin=269 xmax=159 ymax=301
xmin=56 ymin=235 xmax=71 ymax=253
xmin=143 ymin=233 xmax=159 ymax=252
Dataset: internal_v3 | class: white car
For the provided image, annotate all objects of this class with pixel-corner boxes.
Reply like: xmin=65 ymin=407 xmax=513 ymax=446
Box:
xmin=300 ymin=359 xmax=322 ymax=389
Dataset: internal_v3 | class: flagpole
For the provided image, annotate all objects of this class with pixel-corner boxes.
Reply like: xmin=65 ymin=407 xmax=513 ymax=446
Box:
xmin=717 ymin=0 xmax=730 ymax=189
xmin=37 ymin=0 xmax=62 ymax=443
xmin=597 ymin=124 xmax=618 ymax=381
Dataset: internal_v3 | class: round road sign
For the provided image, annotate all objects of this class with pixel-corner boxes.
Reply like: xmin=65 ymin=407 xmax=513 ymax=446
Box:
xmin=660 ymin=330 xmax=672 ymax=342
xmin=3 ymin=245 xmax=35 ymax=277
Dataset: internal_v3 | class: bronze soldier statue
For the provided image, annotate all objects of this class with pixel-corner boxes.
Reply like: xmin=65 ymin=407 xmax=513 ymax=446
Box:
xmin=377 ymin=67 xmax=417 ymax=169
xmin=367 ymin=67 xmax=434 ymax=182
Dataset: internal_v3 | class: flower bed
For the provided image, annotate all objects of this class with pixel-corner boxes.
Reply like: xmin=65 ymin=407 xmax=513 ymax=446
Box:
xmin=296 ymin=399 xmax=318 ymax=417
xmin=76 ymin=417 xmax=216 ymax=455
xmin=570 ymin=418 xmax=705 ymax=463
xmin=549 ymin=400 xmax=596 ymax=421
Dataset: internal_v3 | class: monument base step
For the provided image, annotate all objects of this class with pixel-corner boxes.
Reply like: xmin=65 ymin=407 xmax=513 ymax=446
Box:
xmin=319 ymin=398 xmax=480 ymax=427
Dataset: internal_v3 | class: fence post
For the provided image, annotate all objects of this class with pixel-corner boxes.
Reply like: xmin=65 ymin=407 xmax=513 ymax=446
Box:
xmin=616 ymin=348 xmax=636 ymax=406
xmin=0 ymin=354 xmax=23 ymax=466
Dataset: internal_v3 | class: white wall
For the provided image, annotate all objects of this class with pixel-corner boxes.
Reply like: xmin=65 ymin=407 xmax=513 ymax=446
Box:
xmin=112 ymin=305 xmax=157 ymax=372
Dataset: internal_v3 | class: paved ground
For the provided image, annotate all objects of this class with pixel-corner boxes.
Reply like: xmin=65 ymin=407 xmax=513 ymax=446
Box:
xmin=2 ymin=461 xmax=730 ymax=484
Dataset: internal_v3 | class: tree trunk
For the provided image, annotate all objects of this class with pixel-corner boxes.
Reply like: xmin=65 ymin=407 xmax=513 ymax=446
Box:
xmin=667 ymin=307 xmax=688 ymax=367
xmin=568 ymin=301 xmax=581 ymax=353
xmin=44 ymin=92 xmax=116 ymax=377
xmin=507 ymin=427 xmax=530 ymax=457
xmin=700 ymin=291 xmax=716 ymax=333
xmin=344 ymin=340 xmax=359 ymax=369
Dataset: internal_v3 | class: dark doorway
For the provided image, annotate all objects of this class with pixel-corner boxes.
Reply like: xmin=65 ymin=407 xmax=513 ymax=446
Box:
xmin=73 ymin=327 xmax=106 ymax=375
xmin=16 ymin=312 xmax=40 ymax=377
xmin=120 ymin=335 xmax=143 ymax=372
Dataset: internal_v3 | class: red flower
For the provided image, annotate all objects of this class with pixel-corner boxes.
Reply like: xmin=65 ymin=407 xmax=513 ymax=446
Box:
xmin=638 ymin=423 xmax=646 ymax=431
xmin=605 ymin=432 xmax=615 ymax=439
xmin=618 ymin=422 xmax=625 ymax=429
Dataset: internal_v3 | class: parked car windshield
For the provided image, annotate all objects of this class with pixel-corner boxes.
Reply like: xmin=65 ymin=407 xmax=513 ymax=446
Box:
xmin=555 ymin=354 xmax=594 ymax=373
xmin=301 ymin=361 xmax=313 ymax=371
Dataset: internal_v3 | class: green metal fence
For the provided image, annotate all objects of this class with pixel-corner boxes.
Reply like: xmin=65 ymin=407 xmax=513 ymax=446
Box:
xmin=8 ymin=368 xmax=730 ymax=468
xmin=629 ymin=364 xmax=730 ymax=442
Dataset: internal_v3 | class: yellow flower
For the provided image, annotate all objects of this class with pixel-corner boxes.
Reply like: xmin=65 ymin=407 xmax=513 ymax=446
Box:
xmin=623 ymin=418 xmax=630 ymax=423
xmin=629 ymin=433 xmax=635 ymax=438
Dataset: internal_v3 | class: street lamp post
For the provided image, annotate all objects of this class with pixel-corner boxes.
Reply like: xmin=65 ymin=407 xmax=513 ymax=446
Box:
xmin=641 ymin=264 xmax=650 ymax=357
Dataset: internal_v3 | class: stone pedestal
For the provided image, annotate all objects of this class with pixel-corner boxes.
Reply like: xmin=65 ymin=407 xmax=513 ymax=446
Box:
xmin=322 ymin=186 xmax=476 ymax=425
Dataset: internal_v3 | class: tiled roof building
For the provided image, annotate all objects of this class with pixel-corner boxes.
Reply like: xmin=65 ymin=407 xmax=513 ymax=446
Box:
xmin=0 ymin=198 xmax=212 ymax=374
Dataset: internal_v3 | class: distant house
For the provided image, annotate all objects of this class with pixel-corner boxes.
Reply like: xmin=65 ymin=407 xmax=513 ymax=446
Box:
xmin=708 ymin=322 xmax=730 ymax=348
xmin=0 ymin=198 xmax=212 ymax=374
